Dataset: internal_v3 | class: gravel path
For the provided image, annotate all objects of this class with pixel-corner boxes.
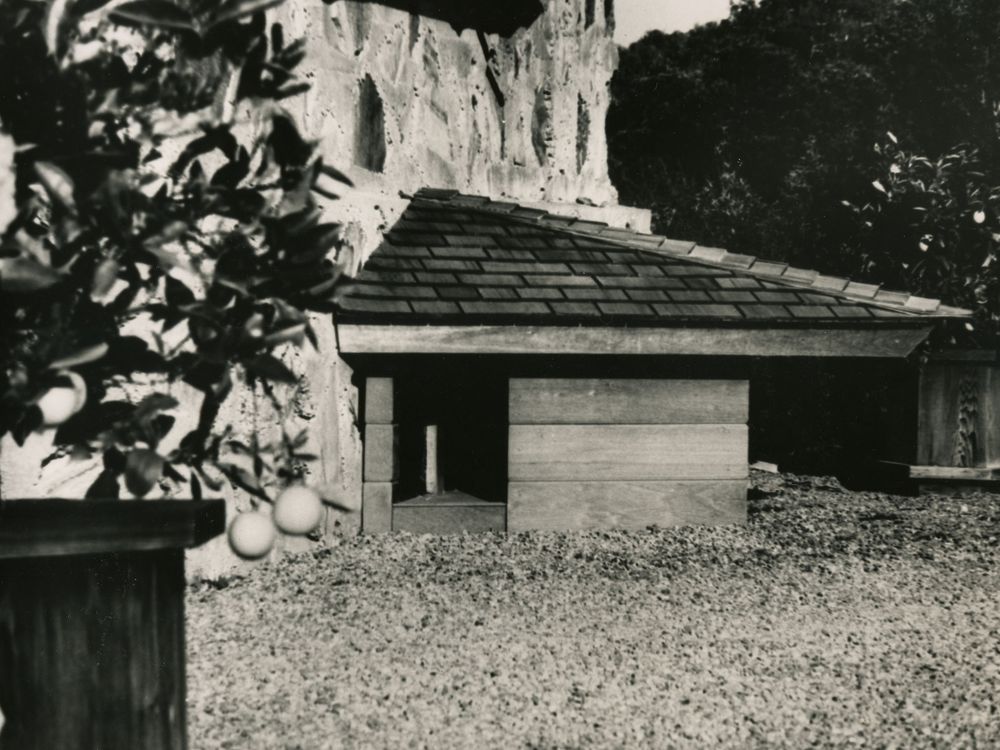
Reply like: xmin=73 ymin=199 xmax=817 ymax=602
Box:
xmin=187 ymin=473 xmax=1000 ymax=748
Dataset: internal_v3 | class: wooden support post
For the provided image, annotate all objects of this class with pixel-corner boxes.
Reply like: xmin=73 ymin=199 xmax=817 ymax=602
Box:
xmin=425 ymin=425 xmax=441 ymax=494
xmin=361 ymin=482 xmax=393 ymax=534
xmin=362 ymin=377 xmax=396 ymax=533
xmin=364 ymin=378 xmax=394 ymax=425
xmin=363 ymin=424 xmax=398 ymax=482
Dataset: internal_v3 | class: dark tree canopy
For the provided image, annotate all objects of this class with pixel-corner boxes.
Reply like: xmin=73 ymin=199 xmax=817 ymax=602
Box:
xmin=609 ymin=0 xmax=1000 ymax=338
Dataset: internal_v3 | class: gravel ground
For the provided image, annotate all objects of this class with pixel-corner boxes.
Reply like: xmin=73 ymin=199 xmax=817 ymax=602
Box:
xmin=187 ymin=473 xmax=1000 ymax=749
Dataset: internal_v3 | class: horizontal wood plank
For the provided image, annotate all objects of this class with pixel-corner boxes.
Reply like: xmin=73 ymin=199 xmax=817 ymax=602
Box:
xmin=393 ymin=505 xmax=506 ymax=534
xmin=508 ymin=480 xmax=747 ymax=531
xmin=509 ymin=378 xmax=748 ymax=424
xmin=0 ymin=499 xmax=224 ymax=559
xmin=509 ymin=424 xmax=747 ymax=481
xmin=909 ymin=465 xmax=1000 ymax=481
xmin=337 ymin=324 xmax=934 ymax=358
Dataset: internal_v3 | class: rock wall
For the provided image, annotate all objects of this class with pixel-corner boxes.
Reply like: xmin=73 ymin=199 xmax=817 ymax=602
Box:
xmin=281 ymin=0 xmax=618 ymax=207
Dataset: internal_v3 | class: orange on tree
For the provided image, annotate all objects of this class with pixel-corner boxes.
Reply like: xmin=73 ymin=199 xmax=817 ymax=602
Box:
xmin=273 ymin=485 xmax=323 ymax=536
xmin=35 ymin=370 xmax=86 ymax=427
xmin=227 ymin=511 xmax=276 ymax=560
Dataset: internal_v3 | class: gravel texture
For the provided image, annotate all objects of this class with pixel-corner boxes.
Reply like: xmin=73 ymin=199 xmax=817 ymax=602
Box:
xmin=187 ymin=473 xmax=1000 ymax=749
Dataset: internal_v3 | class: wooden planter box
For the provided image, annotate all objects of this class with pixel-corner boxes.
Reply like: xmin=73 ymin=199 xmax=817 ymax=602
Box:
xmin=0 ymin=499 xmax=225 ymax=750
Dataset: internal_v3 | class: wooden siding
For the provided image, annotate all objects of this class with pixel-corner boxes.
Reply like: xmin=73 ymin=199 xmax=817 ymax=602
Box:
xmin=917 ymin=360 xmax=999 ymax=469
xmin=508 ymin=480 xmax=746 ymax=531
xmin=508 ymin=424 xmax=747 ymax=481
xmin=0 ymin=549 xmax=187 ymax=750
xmin=509 ymin=378 xmax=748 ymax=424
xmin=393 ymin=500 xmax=506 ymax=535
xmin=507 ymin=378 xmax=748 ymax=532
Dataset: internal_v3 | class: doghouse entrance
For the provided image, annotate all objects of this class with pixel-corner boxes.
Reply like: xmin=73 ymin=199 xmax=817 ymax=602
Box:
xmin=360 ymin=369 xmax=507 ymax=534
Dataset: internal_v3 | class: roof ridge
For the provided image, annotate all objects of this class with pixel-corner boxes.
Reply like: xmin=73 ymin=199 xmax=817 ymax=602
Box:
xmin=407 ymin=188 xmax=971 ymax=319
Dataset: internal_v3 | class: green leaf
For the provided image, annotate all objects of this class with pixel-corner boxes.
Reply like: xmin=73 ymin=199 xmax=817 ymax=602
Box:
xmin=318 ymin=161 xmax=354 ymax=187
xmin=134 ymin=393 xmax=180 ymax=420
xmin=49 ymin=342 xmax=109 ymax=369
xmin=244 ymin=353 xmax=297 ymax=384
xmin=189 ymin=471 xmax=203 ymax=501
xmin=34 ymin=161 xmax=75 ymax=210
xmin=124 ymin=448 xmax=164 ymax=497
xmin=301 ymin=222 xmax=341 ymax=259
xmin=209 ymin=0 xmax=285 ymax=27
xmin=110 ymin=0 xmax=197 ymax=31
xmin=0 ymin=257 xmax=62 ymax=292
xmin=44 ymin=0 xmax=72 ymax=57
xmin=85 ymin=469 xmax=121 ymax=500
xmin=262 ymin=322 xmax=306 ymax=346
xmin=217 ymin=462 xmax=269 ymax=501
xmin=90 ymin=259 xmax=120 ymax=300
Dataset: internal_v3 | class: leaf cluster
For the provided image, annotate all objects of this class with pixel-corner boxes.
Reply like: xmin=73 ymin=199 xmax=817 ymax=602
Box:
xmin=0 ymin=0 xmax=352 ymax=499
xmin=608 ymin=0 xmax=1000 ymax=339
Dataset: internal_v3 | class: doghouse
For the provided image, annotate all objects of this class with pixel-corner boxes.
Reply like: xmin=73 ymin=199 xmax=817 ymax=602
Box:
xmin=336 ymin=189 xmax=972 ymax=533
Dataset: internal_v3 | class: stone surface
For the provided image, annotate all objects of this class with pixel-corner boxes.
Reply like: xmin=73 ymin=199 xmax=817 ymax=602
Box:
xmin=278 ymin=0 xmax=619 ymax=264
xmin=0 ymin=0 xmax=622 ymax=576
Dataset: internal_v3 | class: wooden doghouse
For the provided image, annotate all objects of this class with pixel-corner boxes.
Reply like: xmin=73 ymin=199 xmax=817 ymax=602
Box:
xmin=336 ymin=189 xmax=972 ymax=533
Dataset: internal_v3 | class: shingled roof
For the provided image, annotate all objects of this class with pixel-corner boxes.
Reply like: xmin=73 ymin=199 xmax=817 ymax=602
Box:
xmin=336 ymin=188 xmax=971 ymax=327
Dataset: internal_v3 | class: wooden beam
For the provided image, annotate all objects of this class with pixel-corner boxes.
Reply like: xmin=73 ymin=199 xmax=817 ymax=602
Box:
xmin=509 ymin=378 xmax=748 ymax=424
xmin=0 ymin=499 xmax=224 ymax=559
xmin=509 ymin=424 xmax=748 ymax=481
xmin=508 ymin=480 xmax=746 ymax=532
xmin=909 ymin=465 xmax=1000 ymax=481
xmin=337 ymin=324 xmax=933 ymax=358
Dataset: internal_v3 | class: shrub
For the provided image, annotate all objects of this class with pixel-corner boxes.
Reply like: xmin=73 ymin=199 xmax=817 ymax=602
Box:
xmin=0 ymin=0 xmax=353 ymax=504
xmin=842 ymin=134 xmax=999 ymax=339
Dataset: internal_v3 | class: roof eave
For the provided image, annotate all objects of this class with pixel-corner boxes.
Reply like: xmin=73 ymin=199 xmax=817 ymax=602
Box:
xmin=336 ymin=322 xmax=935 ymax=359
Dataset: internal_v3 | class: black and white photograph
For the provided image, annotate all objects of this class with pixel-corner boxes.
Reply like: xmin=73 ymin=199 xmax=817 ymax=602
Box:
xmin=0 ymin=0 xmax=998 ymax=746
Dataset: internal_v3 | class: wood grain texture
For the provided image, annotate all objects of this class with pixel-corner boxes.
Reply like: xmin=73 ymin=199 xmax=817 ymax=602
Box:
xmin=363 ymin=424 xmax=398 ymax=481
xmin=509 ymin=379 xmax=748 ymax=424
xmin=0 ymin=549 xmax=187 ymax=750
xmin=364 ymin=377 xmax=394 ymax=424
xmin=909 ymin=465 xmax=1000 ymax=480
xmin=337 ymin=324 xmax=934 ymax=358
xmin=509 ymin=424 xmax=748 ymax=481
xmin=0 ymin=500 xmax=225 ymax=560
xmin=362 ymin=482 xmax=393 ymax=533
xmin=508 ymin=480 xmax=747 ymax=531
xmin=393 ymin=504 xmax=506 ymax=534
xmin=917 ymin=362 xmax=999 ymax=468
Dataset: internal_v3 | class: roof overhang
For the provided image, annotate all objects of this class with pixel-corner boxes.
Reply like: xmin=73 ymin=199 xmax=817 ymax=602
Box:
xmin=337 ymin=324 xmax=935 ymax=358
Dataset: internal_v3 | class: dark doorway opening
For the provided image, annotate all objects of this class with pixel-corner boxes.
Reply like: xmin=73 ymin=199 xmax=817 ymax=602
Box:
xmin=395 ymin=368 xmax=508 ymax=504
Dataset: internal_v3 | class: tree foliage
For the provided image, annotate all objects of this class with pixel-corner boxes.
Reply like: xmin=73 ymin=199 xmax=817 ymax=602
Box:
xmin=0 ymin=0 xmax=353 ymax=501
xmin=608 ymin=0 xmax=1000 ymax=339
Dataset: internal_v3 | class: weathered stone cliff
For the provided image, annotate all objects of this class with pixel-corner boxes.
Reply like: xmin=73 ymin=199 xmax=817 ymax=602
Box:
xmin=1 ymin=0 xmax=634 ymax=577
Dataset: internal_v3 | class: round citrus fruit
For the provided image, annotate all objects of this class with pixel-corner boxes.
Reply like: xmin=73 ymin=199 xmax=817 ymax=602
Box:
xmin=227 ymin=512 xmax=276 ymax=560
xmin=273 ymin=485 xmax=323 ymax=536
xmin=36 ymin=371 xmax=87 ymax=426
